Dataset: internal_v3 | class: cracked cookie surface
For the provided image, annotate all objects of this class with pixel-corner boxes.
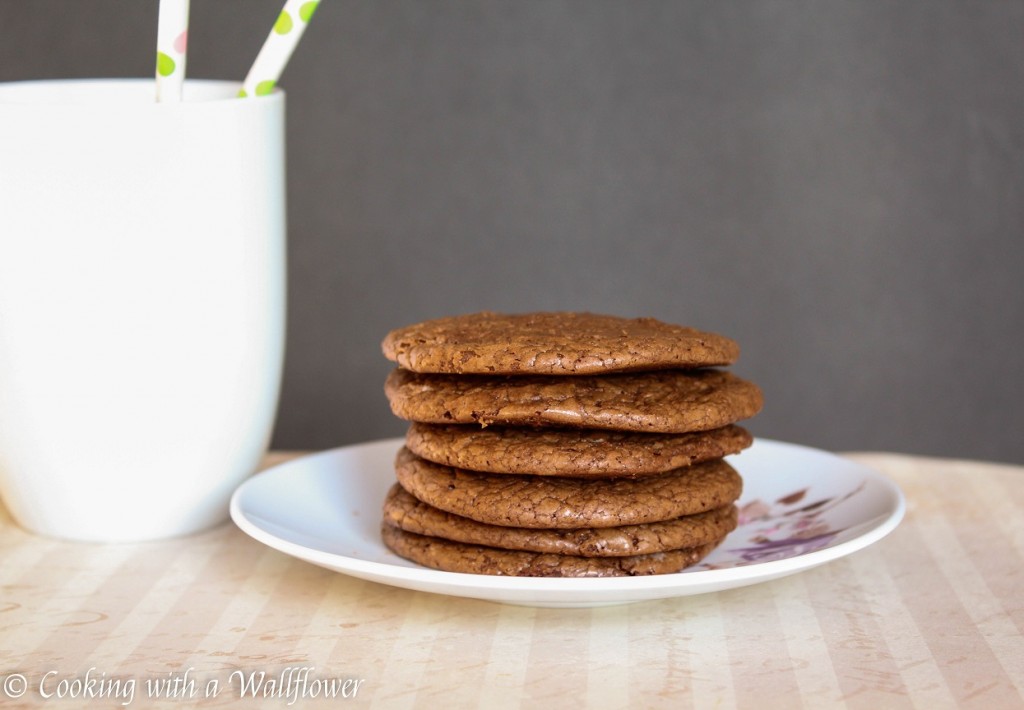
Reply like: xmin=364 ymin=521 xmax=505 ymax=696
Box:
xmin=382 ymin=312 xmax=739 ymax=375
xmin=405 ymin=422 xmax=752 ymax=476
xmin=383 ymin=484 xmax=738 ymax=556
xmin=385 ymin=368 xmax=763 ymax=433
xmin=381 ymin=524 xmax=722 ymax=577
xmin=394 ymin=447 xmax=743 ymax=529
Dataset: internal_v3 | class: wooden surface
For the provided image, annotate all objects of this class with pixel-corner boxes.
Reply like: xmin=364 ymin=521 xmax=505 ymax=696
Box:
xmin=1 ymin=450 xmax=1022 ymax=709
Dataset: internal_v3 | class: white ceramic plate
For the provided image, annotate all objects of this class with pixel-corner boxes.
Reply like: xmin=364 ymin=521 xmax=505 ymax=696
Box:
xmin=230 ymin=438 xmax=904 ymax=608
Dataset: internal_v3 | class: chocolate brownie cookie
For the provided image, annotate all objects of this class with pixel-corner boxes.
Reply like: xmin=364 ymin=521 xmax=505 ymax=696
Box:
xmin=405 ymin=422 xmax=753 ymax=477
xmin=383 ymin=484 xmax=738 ymax=556
xmin=382 ymin=312 xmax=739 ymax=375
xmin=385 ymin=368 xmax=763 ymax=433
xmin=382 ymin=524 xmax=721 ymax=577
xmin=394 ymin=447 xmax=742 ymax=529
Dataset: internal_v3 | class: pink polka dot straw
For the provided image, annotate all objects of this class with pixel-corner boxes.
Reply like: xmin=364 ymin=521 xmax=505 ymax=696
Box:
xmin=155 ymin=0 xmax=190 ymax=102
xmin=239 ymin=0 xmax=321 ymax=98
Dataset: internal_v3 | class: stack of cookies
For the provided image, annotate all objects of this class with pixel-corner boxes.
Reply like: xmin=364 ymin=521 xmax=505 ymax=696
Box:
xmin=380 ymin=312 xmax=763 ymax=577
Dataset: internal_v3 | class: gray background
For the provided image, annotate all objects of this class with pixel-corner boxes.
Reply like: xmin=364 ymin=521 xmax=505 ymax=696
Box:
xmin=2 ymin=1 xmax=1022 ymax=463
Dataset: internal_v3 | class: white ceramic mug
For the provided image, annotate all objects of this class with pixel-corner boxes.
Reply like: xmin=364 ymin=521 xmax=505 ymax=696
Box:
xmin=0 ymin=79 xmax=286 ymax=542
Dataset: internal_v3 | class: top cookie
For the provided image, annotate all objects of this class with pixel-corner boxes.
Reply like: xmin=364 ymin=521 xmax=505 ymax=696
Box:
xmin=381 ymin=312 xmax=739 ymax=375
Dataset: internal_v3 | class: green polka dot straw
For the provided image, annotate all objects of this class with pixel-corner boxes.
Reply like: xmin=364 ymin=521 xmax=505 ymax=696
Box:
xmin=239 ymin=0 xmax=321 ymax=98
xmin=155 ymin=0 xmax=190 ymax=102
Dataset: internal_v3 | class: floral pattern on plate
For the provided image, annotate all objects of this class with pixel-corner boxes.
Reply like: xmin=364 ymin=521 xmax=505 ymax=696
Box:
xmin=693 ymin=481 xmax=867 ymax=570
xmin=232 ymin=438 xmax=904 ymax=607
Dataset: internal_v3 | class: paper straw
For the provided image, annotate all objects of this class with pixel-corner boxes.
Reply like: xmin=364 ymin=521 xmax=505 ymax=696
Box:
xmin=155 ymin=0 xmax=190 ymax=102
xmin=239 ymin=0 xmax=321 ymax=97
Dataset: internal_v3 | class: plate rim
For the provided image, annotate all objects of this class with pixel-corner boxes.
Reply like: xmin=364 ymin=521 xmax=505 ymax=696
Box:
xmin=230 ymin=437 xmax=906 ymax=603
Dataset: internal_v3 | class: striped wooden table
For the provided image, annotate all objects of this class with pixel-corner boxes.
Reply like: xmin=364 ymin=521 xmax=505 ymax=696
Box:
xmin=1 ymin=451 xmax=1021 ymax=709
